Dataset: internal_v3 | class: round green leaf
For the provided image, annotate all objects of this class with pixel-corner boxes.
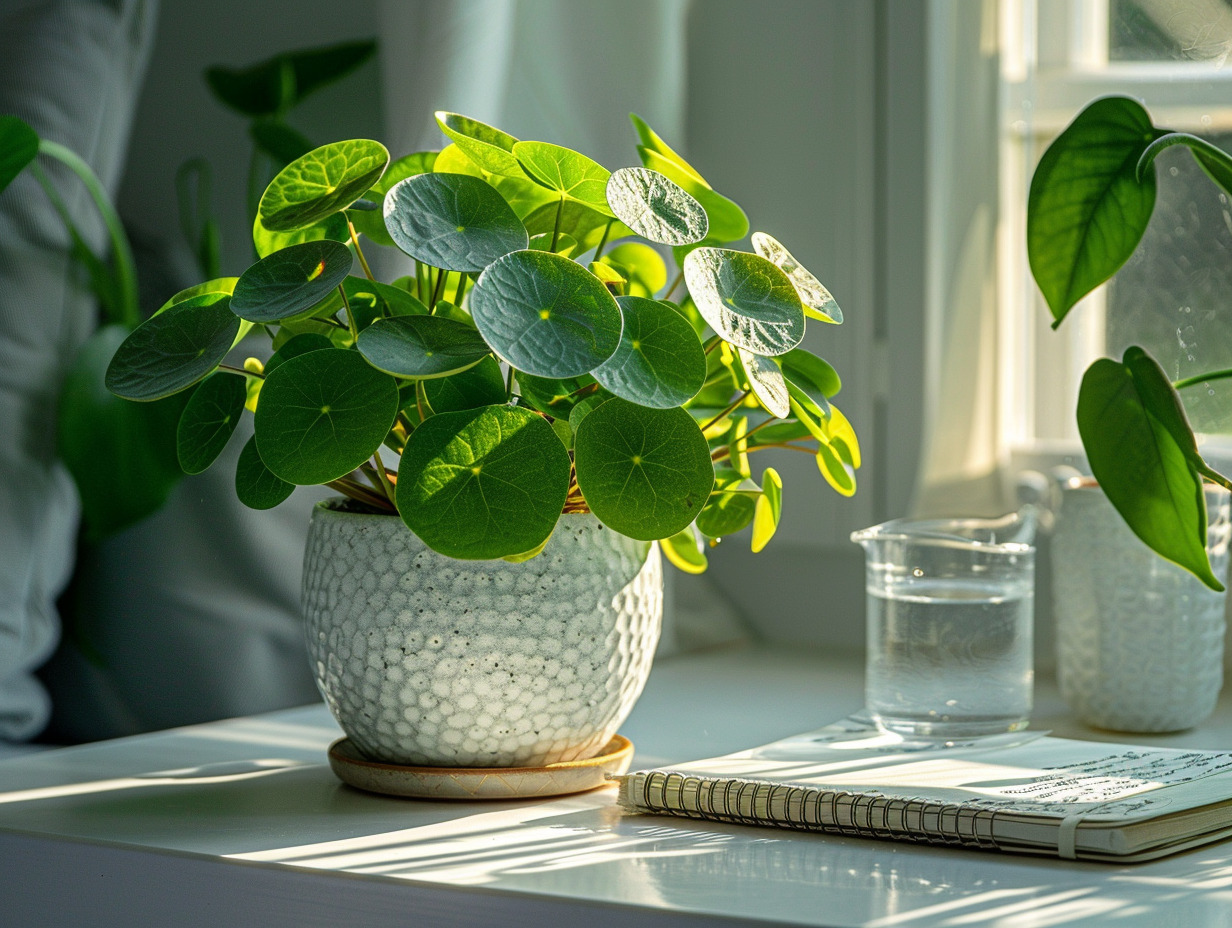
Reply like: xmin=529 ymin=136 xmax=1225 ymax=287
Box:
xmin=155 ymin=277 xmax=238 ymax=315
xmin=396 ymin=404 xmax=571 ymax=559
xmin=751 ymin=232 xmax=842 ymax=324
xmin=0 ymin=115 xmax=38 ymax=194
xmin=780 ymin=347 xmax=841 ymax=399
xmin=254 ymin=348 xmax=399 ymax=485
xmin=696 ymin=487 xmax=757 ymax=539
xmin=683 ymin=248 xmax=805 ymax=357
xmin=350 ymin=150 xmax=438 ymax=246
xmin=235 ymin=435 xmax=294 ymax=510
xmin=357 ymin=315 xmax=491 ymax=379
xmin=105 ymin=295 xmax=242 ymax=401
xmin=592 ymin=296 xmax=706 ymax=408
xmin=383 ymin=172 xmax=528 ymax=272
xmin=737 ymin=347 xmax=789 ymax=418
xmin=574 ymin=398 xmax=714 ymax=540
xmin=606 ymin=167 xmax=708 ymax=246
xmin=231 ymin=240 xmax=353 ymax=323
xmin=1028 ymin=96 xmax=1160 ymax=326
xmin=469 ymin=250 xmax=622 ymax=378
xmin=513 ymin=141 xmax=612 ymax=215
xmin=435 ymin=111 xmax=524 ymax=177
xmin=422 ymin=356 xmax=507 ymax=413
xmin=258 ymin=139 xmax=390 ymax=232
xmin=176 ymin=372 xmax=247 ymax=475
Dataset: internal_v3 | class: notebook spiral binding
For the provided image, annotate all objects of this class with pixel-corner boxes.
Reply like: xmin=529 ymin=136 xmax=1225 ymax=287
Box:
xmin=627 ymin=770 xmax=1006 ymax=852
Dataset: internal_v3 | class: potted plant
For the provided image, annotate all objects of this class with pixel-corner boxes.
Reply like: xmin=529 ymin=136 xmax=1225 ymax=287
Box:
xmin=102 ymin=111 xmax=860 ymax=768
xmin=1028 ymin=95 xmax=1232 ymax=730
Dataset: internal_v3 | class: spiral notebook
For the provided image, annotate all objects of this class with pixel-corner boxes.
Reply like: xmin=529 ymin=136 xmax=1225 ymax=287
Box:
xmin=616 ymin=718 xmax=1232 ymax=862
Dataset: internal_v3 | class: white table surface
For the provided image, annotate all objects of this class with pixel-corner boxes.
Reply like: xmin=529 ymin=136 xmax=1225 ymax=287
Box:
xmin=2 ymin=642 xmax=1232 ymax=927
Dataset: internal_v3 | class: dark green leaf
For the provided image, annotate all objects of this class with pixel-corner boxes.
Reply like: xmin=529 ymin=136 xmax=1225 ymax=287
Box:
xmin=383 ymin=172 xmax=528 ymax=272
xmin=513 ymin=141 xmax=612 ymax=214
xmin=357 ymin=315 xmax=491 ymax=378
xmin=231 ymin=239 xmax=353 ymax=322
xmin=342 ymin=275 xmax=427 ymax=330
xmin=106 ymin=295 xmax=241 ymax=401
xmin=683 ymin=247 xmax=806 ymax=356
xmin=567 ymin=389 xmax=615 ymax=432
xmin=176 ymin=372 xmax=247 ymax=474
xmin=58 ymin=325 xmax=186 ymax=540
xmin=751 ymin=232 xmax=842 ymax=323
xmin=605 ymin=166 xmax=708 ymax=245
xmin=435 ymin=111 xmax=524 ymax=177
xmin=235 ymin=434 xmax=294 ymax=509
xmin=1028 ymin=96 xmax=1161 ymax=326
xmin=469 ymin=250 xmax=622 ymax=378
xmin=592 ymin=296 xmax=706 ymax=408
xmin=258 ymin=139 xmax=389 ymax=232
xmin=252 ymin=211 xmax=349 ymax=260
xmin=522 ymin=199 xmax=625 ymax=249
xmin=0 ymin=115 xmax=38 ymax=194
xmin=516 ymin=372 xmax=594 ymax=416
xmin=1077 ymin=347 xmax=1222 ymax=590
xmin=574 ymin=398 xmax=714 ymax=540
xmin=396 ymin=405 xmax=571 ymax=559
xmin=155 ymin=277 xmax=238 ymax=315
xmin=780 ymin=347 xmax=841 ymax=399
xmin=422 ymin=356 xmax=506 ymax=413
xmin=205 ymin=40 xmax=376 ymax=117
xmin=254 ymin=348 xmax=399 ymax=484
xmin=696 ymin=481 xmax=756 ymax=539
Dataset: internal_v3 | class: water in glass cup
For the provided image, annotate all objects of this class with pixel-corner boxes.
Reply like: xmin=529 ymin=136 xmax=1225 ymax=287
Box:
xmin=853 ymin=511 xmax=1036 ymax=740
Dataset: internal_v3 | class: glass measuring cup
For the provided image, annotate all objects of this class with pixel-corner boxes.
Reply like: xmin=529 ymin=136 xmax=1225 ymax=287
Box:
xmin=851 ymin=510 xmax=1037 ymax=740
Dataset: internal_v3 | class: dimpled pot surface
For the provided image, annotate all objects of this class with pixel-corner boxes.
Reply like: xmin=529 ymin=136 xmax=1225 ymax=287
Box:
xmin=303 ymin=502 xmax=662 ymax=767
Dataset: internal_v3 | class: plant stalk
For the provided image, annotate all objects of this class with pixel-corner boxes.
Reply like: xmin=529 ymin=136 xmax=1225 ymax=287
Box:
xmin=347 ymin=219 xmax=376 ymax=282
xmin=429 ymin=267 xmax=447 ymax=311
xmin=326 ymin=477 xmax=395 ymax=511
xmin=664 ymin=268 xmax=684 ymax=301
xmin=701 ymin=389 xmax=752 ymax=432
xmin=339 ymin=284 xmax=358 ymax=341
xmin=593 ymin=218 xmax=614 ymax=260
xmin=550 ymin=194 xmax=565 ymax=252
xmin=452 ymin=271 xmax=467 ymax=307
xmin=1175 ymin=368 xmax=1232 ymax=391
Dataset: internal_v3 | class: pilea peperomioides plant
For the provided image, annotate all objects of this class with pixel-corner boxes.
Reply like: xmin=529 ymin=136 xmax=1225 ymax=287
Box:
xmin=104 ymin=112 xmax=860 ymax=568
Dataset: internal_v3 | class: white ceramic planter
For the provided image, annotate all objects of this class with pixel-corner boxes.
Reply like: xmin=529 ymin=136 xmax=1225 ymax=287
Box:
xmin=1052 ymin=480 xmax=1231 ymax=732
xmin=303 ymin=501 xmax=662 ymax=767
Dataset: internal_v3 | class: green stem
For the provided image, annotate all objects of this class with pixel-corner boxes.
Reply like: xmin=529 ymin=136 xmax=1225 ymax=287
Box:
xmin=550 ymin=194 xmax=565 ymax=252
xmin=429 ymin=267 xmax=447 ymax=311
xmin=339 ymin=284 xmax=358 ymax=341
xmin=701 ymin=389 xmax=752 ymax=433
xmin=326 ymin=477 xmax=395 ymax=512
xmin=348 ymin=220 xmax=376 ymax=282
xmin=711 ymin=441 xmax=814 ymax=463
xmin=664 ymin=268 xmax=684 ymax=301
xmin=743 ymin=416 xmax=777 ymax=442
xmin=1175 ymin=368 xmax=1232 ymax=391
xmin=35 ymin=142 xmax=140 ymax=329
xmin=703 ymin=335 xmax=723 ymax=355
xmin=416 ymin=261 xmax=429 ymax=303
xmin=593 ymin=218 xmax=614 ymax=260
xmin=218 ymin=363 xmax=262 ymax=380
xmin=452 ymin=271 xmax=468 ymax=307
xmin=362 ymin=459 xmax=397 ymax=506
xmin=506 ymin=363 xmax=516 ymax=400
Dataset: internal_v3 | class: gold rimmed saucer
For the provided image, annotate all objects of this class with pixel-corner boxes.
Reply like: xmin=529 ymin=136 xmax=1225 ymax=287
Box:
xmin=327 ymin=735 xmax=634 ymax=800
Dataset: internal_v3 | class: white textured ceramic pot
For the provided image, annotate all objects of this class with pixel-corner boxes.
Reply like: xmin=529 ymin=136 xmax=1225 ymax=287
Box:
xmin=1052 ymin=479 xmax=1231 ymax=732
xmin=302 ymin=501 xmax=662 ymax=767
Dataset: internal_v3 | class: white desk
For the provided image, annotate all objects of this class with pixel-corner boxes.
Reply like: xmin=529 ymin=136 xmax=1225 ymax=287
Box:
xmin=2 ymin=643 xmax=1232 ymax=927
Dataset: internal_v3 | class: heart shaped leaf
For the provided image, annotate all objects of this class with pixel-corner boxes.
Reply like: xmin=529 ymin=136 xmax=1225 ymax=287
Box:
xmin=357 ymin=315 xmax=491 ymax=379
xmin=737 ymin=348 xmax=790 ymax=418
xmin=254 ymin=348 xmax=399 ymax=485
xmin=0 ymin=115 xmax=38 ymax=193
xmin=435 ymin=111 xmax=524 ymax=178
xmin=684 ymin=247 xmax=806 ymax=356
xmin=469 ymin=250 xmax=622 ymax=378
xmin=574 ymin=398 xmax=714 ymax=540
xmin=176 ymin=372 xmax=247 ymax=474
xmin=384 ymin=172 xmax=528 ymax=272
xmin=593 ymin=296 xmax=706 ymax=408
xmin=1078 ymin=347 xmax=1223 ymax=590
xmin=106 ymin=295 xmax=242 ymax=401
xmin=751 ymin=232 xmax=842 ymax=324
xmin=1028 ymin=96 xmax=1161 ymax=327
xmin=231 ymin=239 xmax=353 ymax=322
xmin=606 ymin=167 xmax=708 ymax=245
xmin=235 ymin=434 xmax=294 ymax=510
xmin=513 ymin=141 xmax=612 ymax=215
xmin=258 ymin=138 xmax=389 ymax=232
xmin=396 ymin=404 xmax=571 ymax=559
xmin=422 ymin=356 xmax=507 ymax=413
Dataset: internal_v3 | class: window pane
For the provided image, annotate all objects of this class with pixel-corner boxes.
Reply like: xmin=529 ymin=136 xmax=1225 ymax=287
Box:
xmin=1109 ymin=0 xmax=1232 ymax=62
